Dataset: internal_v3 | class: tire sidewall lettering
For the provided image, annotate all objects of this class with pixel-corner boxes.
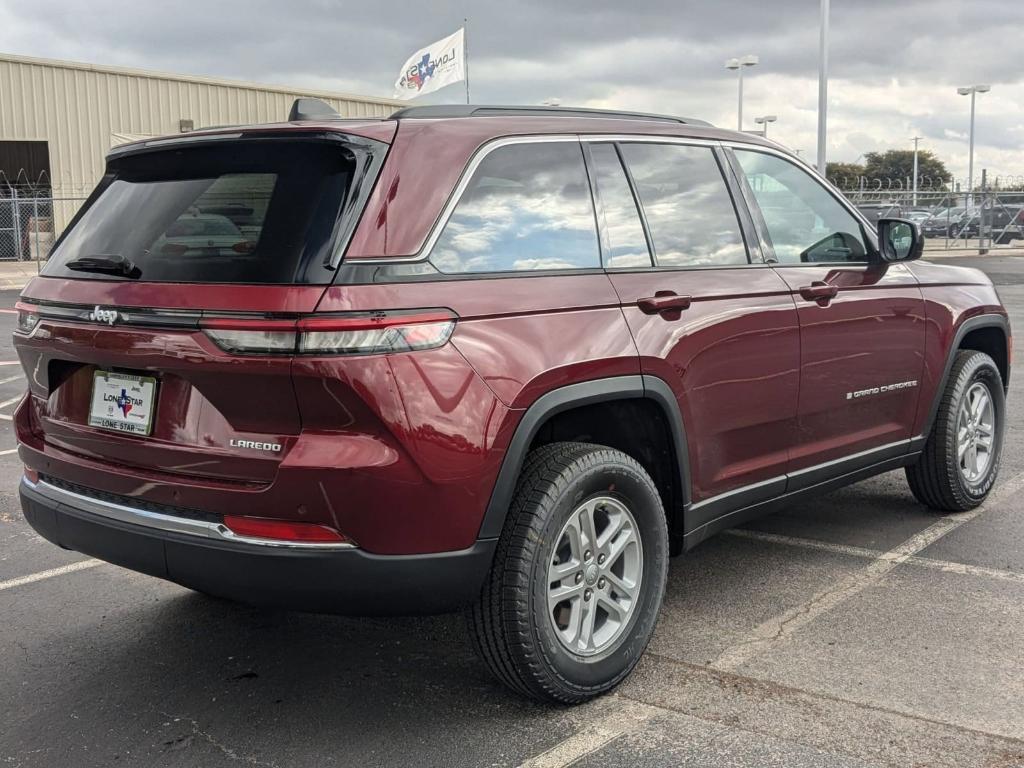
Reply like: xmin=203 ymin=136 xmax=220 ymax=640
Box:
xmin=953 ymin=361 xmax=1004 ymax=500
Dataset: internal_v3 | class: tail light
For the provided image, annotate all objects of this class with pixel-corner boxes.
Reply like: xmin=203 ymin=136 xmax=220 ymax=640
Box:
xmin=201 ymin=309 xmax=456 ymax=356
xmin=15 ymin=301 xmax=39 ymax=334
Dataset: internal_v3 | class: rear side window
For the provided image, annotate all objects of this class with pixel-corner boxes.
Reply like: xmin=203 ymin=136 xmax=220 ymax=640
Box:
xmin=588 ymin=143 xmax=652 ymax=268
xmin=619 ymin=143 xmax=747 ymax=268
xmin=45 ymin=141 xmax=357 ymax=284
xmin=734 ymin=150 xmax=868 ymax=264
xmin=430 ymin=141 xmax=600 ymax=273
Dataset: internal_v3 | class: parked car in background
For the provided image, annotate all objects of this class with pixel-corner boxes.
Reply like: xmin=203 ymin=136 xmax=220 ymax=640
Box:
xmin=956 ymin=201 xmax=1024 ymax=243
xmin=904 ymin=209 xmax=933 ymax=224
xmin=855 ymin=202 xmax=902 ymax=225
xmin=14 ymin=101 xmax=1012 ymax=704
xmin=152 ymin=213 xmax=254 ymax=258
xmin=922 ymin=207 xmax=967 ymax=238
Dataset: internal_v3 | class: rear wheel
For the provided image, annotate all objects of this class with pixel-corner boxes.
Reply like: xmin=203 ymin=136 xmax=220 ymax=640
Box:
xmin=468 ymin=442 xmax=668 ymax=703
xmin=906 ymin=350 xmax=1005 ymax=511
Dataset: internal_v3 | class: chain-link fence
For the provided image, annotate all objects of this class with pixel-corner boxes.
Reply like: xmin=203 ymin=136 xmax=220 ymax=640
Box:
xmin=835 ymin=182 xmax=1024 ymax=252
xmin=0 ymin=188 xmax=88 ymax=265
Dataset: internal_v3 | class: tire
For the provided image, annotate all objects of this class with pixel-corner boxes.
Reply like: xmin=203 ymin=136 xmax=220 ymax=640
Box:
xmin=906 ymin=350 xmax=1005 ymax=511
xmin=468 ymin=442 xmax=669 ymax=704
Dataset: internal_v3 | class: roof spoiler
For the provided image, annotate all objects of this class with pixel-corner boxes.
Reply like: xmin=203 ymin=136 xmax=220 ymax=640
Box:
xmin=288 ymin=97 xmax=341 ymax=122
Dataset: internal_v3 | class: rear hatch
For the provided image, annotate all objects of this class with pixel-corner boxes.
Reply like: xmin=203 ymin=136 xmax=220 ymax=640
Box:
xmin=16 ymin=130 xmax=388 ymax=484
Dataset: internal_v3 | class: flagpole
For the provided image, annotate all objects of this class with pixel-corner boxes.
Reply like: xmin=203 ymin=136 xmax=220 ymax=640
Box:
xmin=463 ymin=19 xmax=471 ymax=104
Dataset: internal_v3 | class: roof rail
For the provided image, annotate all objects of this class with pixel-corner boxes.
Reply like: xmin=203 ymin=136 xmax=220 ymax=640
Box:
xmin=288 ymin=97 xmax=342 ymax=121
xmin=388 ymin=104 xmax=712 ymax=127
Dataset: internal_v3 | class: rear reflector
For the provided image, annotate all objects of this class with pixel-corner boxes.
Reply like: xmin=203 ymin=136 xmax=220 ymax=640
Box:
xmin=24 ymin=467 xmax=38 ymax=484
xmin=202 ymin=310 xmax=456 ymax=356
xmin=222 ymin=515 xmax=351 ymax=544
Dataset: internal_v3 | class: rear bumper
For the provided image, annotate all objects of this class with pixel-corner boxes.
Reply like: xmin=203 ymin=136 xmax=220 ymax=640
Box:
xmin=20 ymin=477 xmax=496 ymax=615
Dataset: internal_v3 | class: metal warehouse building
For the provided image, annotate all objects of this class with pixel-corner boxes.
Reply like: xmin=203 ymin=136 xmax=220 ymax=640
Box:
xmin=0 ymin=52 xmax=401 ymax=259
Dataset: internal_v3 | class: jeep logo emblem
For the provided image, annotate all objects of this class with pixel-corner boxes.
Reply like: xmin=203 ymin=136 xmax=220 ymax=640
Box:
xmin=89 ymin=306 xmax=119 ymax=326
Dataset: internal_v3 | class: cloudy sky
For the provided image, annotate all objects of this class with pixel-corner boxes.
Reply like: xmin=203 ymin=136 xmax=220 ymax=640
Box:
xmin=1 ymin=0 xmax=1021 ymax=182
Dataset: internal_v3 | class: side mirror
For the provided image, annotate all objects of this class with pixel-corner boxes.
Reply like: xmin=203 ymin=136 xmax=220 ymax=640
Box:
xmin=878 ymin=218 xmax=923 ymax=262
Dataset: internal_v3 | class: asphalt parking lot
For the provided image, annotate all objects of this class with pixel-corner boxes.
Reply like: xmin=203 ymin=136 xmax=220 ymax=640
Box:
xmin=1 ymin=255 xmax=1023 ymax=768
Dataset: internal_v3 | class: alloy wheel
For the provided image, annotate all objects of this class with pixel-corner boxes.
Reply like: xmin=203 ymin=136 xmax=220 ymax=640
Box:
xmin=547 ymin=496 xmax=643 ymax=656
xmin=957 ymin=381 xmax=995 ymax=484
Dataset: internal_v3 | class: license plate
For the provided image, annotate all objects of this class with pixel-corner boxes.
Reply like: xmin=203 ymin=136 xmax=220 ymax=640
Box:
xmin=88 ymin=371 xmax=157 ymax=436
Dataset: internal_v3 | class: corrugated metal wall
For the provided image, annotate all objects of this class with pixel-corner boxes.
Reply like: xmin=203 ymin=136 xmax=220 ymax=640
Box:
xmin=0 ymin=52 xmax=402 ymax=197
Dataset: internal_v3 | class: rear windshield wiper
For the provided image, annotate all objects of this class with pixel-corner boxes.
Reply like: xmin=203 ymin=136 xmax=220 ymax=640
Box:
xmin=64 ymin=254 xmax=140 ymax=278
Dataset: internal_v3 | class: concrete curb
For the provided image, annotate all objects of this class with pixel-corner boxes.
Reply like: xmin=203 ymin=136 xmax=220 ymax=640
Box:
xmin=0 ymin=264 xmax=41 ymax=292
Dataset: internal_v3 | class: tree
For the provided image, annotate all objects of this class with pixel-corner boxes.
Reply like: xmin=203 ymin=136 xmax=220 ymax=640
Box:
xmin=826 ymin=162 xmax=866 ymax=189
xmin=863 ymin=150 xmax=952 ymax=189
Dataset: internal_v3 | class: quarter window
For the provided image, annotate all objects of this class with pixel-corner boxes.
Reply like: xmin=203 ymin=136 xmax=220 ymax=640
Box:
xmin=619 ymin=143 xmax=747 ymax=268
xmin=588 ymin=143 xmax=652 ymax=268
xmin=430 ymin=141 xmax=600 ymax=273
xmin=734 ymin=150 xmax=868 ymax=264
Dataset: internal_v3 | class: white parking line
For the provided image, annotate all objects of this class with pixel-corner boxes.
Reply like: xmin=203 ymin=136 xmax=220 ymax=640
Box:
xmin=0 ymin=373 xmax=24 ymax=385
xmin=0 ymin=448 xmax=18 ymax=456
xmin=516 ymin=699 xmax=661 ymax=768
xmin=0 ymin=560 xmax=103 ymax=592
xmin=0 ymin=361 xmax=22 ymax=366
xmin=725 ymin=528 xmax=1024 ymax=585
xmin=0 ymin=394 xmax=23 ymax=409
xmin=710 ymin=469 xmax=1024 ymax=672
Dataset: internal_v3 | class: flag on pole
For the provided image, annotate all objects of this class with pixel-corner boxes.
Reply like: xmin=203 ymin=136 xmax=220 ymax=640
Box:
xmin=393 ymin=28 xmax=466 ymax=100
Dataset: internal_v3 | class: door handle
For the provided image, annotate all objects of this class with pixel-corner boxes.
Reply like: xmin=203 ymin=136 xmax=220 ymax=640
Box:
xmin=638 ymin=292 xmax=692 ymax=315
xmin=798 ymin=281 xmax=839 ymax=303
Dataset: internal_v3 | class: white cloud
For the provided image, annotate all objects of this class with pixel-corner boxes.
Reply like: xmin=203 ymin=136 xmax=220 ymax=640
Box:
xmin=0 ymin=0 xmax=1020 ymax=179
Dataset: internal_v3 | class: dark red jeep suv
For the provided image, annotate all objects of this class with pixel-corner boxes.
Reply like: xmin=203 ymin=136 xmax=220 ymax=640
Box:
xmin=14 ymin=101 xmax=1010 ymax=703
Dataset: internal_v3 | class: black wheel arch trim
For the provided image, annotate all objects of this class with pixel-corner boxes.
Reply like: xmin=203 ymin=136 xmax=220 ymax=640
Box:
xmin=476 ymin=375 xmax=691 ymax=540
xmin=915 ymin=314 xmax=1010 ymax=449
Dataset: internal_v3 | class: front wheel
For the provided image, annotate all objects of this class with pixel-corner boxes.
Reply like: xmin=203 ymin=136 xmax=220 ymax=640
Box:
xmin=906 ymin=350 xmax=1005 ymax=511
xmin=468 ymin=442 xmax=669 ymax=704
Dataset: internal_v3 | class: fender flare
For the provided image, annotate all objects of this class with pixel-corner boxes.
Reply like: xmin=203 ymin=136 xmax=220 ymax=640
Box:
xmin=476 ymin=375 xmax=691 ymax=540
xmin=913 ymin=314 xmax=1010 ymax=449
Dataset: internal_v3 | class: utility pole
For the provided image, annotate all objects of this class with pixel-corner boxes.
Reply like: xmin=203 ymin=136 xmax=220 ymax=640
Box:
xmin=725 ymin=55 xmax=759 ymax=131
xmin=980 ymin=168 xmax=988 ymax=254
xmin=910 ymin=136 xmax=922 ymax=207
xmin=816 ymin=0 xmax=829 ymax=174
xmin=958 ymin=84 xmax=990 ymax=207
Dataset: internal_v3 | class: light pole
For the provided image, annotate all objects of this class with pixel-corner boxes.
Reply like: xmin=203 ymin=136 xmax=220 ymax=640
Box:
xmin=754 ymin=115 xmax=777 ymax=138
xmin=816 ymin=0 xmax=829 ymax=174
xmin=725 ymin=55 xmax=759 ymax=131
xmin=957 ymin=85 xmax=990 ymax=205
xmin=910 ymin=136 xmax=922 ymax=207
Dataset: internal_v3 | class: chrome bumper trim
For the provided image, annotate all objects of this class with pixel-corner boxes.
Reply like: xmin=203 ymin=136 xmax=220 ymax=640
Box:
xmin=22 ymin=477 xmax=356 ymax=550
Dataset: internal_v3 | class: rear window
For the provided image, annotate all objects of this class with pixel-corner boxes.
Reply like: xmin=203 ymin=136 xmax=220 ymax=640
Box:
xmin=45 ymin=141 xmax=357 ymax=284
